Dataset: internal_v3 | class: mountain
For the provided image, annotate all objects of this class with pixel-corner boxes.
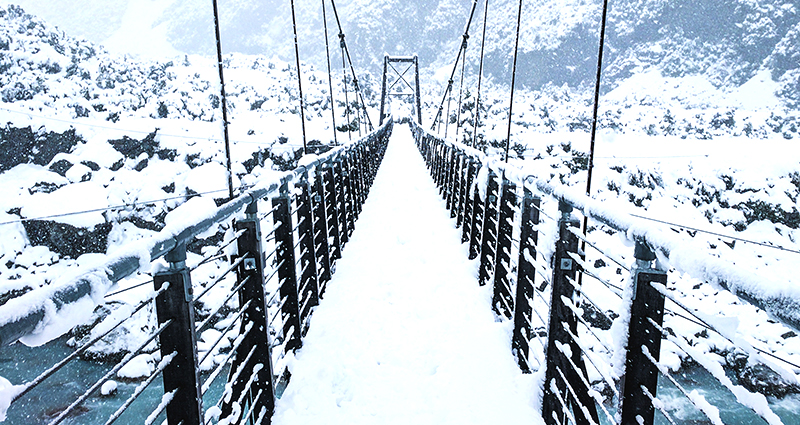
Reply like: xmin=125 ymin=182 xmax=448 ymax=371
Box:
xmin=7 ymin=0 xmax=798 ymax=107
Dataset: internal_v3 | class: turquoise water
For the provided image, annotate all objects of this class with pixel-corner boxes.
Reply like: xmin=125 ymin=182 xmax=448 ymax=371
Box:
xmin=653 ymin=365 xmax=800 ymax=425
xmin=0 ymin=337 xmax=228 ymax=424
xmin=4 ymin=339 xmax=800 ymax=424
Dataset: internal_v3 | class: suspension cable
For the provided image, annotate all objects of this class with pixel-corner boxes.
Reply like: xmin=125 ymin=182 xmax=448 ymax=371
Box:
xmin=290 ymin=0 xmax=309 ymax=155
xmin=211 ymin=0 xmax=234 ymax=200
xmin=432 ymin=0 xmax=480 ymax=132
xmin=455 ymin=35 xmax=468 ymax=139
xmin=472 ymin=0 xmax=490 ymax=148
xmin=586 ymin=0 xmax=610 ymax=198
xmin=504 ymin=0 xmax=524 ymax=163
xmin=444 ymin=77 xmax=454 ymax=137
xmin=577 ymin=0 xmax=610 ymax=287
xmin=321 ymin=0 xmax=338 ymax=146
xmin=339 ymin=32 xmax=352 ymax=141
xmin=329 ymin=0 xmax=374 ymax=132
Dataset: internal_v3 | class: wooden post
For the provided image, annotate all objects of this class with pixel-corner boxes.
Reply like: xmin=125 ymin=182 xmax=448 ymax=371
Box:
xmin=542 ymin=200 xmax=599 ymax=425
xmin=272 ymin=182 xmax=302 ymax=353
xmin=454 ymin=154 xmax=466 ymax=223
xmin=491 ymin=177 xmax=516 ymax=318
xmin=221 ymin=202 xmax=276 ymax=423
xmin=467 ymin=162 xmax=484 ymax=260
xmin=153 ymin=244 xmax=203 ymax=425
xmin=296 ymin=171 xmax=319 ymax=332
xmin=478 ymin=169 xmax=500 ymax=286
xmin=312 ymin=165 xmax=333 ymax=293
xmin=461 ymin=158 xmax=476 ymax=244
xmin=513 ymin=187 xmax=539 ymax=373
xmin=619 ymin=241 xmax=667 ymax=425
xmin=334 ymin=158 xmax=350 ymax=246
xmin=323 ymin=161 xmax=342 ymax=261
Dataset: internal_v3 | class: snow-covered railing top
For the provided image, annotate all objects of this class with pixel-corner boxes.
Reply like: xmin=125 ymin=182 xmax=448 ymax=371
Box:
xmin=411 ymin=121 xmax=800 ymax=334
xmin=0 ymin=119 xmax=394 ymax=348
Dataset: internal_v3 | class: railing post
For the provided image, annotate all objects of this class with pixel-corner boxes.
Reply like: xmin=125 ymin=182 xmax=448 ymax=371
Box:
xmin=153 ymin=244 xmax=203 ymax=425
xmin=436 ymin=144 xmax=446 ymax=191
xmin=323 ymin=160 xmax=342 ymax=261
xmin=467 ymin=162 xmax=484 ymax=260
xmin=619 ymin=241 xmax=667 ymax=425
xmin=312 ymin=165 xmax=333 ymax=294
xmin=444 ymin=147 xmax=454 ymax=205
xmin=542 ymin=200 xmax=599 ymax=425
xmin=446 ymin=147 xmax=457 ymax=211
xmin=491 ymin=176 xmax=516 ymax=318
xmin=478 ymin=169 xmax=500 ymax=286
xmin=461 ymin=158 xmax=476 ymax=243
xmin=334 ymin=157 xmax=350 ymax=246
xmin=297 ymin=170 xmax=319 ymax=332
xmin=426 ymin=137 xmax=434 ymax=169
xmin=513 ymin=187 xmax=539 ymax=373
xmin=453 ymin=153 xmax=465 ymax=223
xmin=351 ymin=148 xmax=364 ymax=214
xmin=272 ymin=181 xmax=302 ymax=353
xmin=342 ymin=155 xmax=356 ymax=237
xmin=221 ymin=202 xmax=275 ymax=424
xmin=358 ymin=144 xmax=369 ymax=200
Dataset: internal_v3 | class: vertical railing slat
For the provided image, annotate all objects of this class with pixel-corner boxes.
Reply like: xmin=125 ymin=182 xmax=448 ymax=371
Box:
xmin=221 ymin=202 xmax=276 ymax=424
xmin=478 ymin=169 xmax=500 ymax=286
xmin=542 ymin=200 xmax=599 ymax=425
xmin=154 ymin=244 xmax=204 ymax=425
xmin=491 ymin=176 xmax=516 ymax=318
xmin=513 ymin=187 xmax=539 ymax=373
xmin=272 ymin=182 xmax=302 ymax=354
xmin=619 ymin=242 xmax=667 ymax=425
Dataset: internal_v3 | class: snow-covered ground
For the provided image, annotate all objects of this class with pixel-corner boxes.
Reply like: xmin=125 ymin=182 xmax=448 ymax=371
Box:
xmin=274 ymin=124 xmax=544 ymax=425
xmin=1 ymin=2 xmax=800 ymax=422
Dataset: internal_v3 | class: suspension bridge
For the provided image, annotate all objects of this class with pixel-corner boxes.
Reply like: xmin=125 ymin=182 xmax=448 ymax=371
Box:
xmin=1 ymin=1 xmax=799 ymax=425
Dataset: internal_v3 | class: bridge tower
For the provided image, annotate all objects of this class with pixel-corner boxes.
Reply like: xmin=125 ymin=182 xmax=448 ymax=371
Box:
xmin=379 ymin=55 xmax=422 ymax=125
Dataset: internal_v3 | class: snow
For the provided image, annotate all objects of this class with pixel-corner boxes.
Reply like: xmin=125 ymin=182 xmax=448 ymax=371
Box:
xmin=100 ymin=379 xmax=118 ymax=396
xmin=117 ymin=353 xmax=155 ymax=379
xmin=273 ymin=125 xmax=543 ymax=424
xmin=162 ymin=195 xmax=220 ymax=235
xmin=0 ymin=376 xmax=23 ymax=422
xmin=20 ymin=181 xmax=109 ymax=227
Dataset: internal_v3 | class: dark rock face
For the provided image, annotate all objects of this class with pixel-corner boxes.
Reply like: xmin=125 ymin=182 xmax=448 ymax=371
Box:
xmin=580 ymin=301 xmax=618 ymax=331
xmin=727 ymin=350 xmax=800 ymax=398
xmin=22 ymin=220 xmax=113 ymax=258
xmin=108 ymin=130 xmax=160 ymax=160
xmin=738 ymin=363 xmax=800 ymax=398
xmin=48 ymin=159 xmax=73 ymax=177
xmin=0 ymin=125 xmax=83 ymax=172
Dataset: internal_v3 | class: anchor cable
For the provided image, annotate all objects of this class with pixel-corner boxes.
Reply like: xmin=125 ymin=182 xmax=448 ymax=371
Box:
xmin=504 ymin=0 xmax=524 ymax=163
xmin=211 ymin=0 xmax=234 ymax=200
xmin=432 ymin=0 xmax=480 ymax=131
xmin=321 ymin=0 xmax=339 ymax=146
xmin=290 ymin=0 xmax=309 ymax=155
xmin=472 ymin=0 xmax=490 ymax=148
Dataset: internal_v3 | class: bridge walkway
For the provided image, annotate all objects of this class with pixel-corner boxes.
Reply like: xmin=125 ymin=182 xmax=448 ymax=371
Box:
xmin=272 ymin=124 xmax=544 ymax=424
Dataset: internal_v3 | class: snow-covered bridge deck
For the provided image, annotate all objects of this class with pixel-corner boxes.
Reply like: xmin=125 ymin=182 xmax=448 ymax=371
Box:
xmin=272 ymin=125 xmax=543 ymax=424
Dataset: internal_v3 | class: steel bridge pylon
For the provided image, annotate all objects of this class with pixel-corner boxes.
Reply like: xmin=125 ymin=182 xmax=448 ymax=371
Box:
xmin=379 ymin=55 xmax=422 ymax=126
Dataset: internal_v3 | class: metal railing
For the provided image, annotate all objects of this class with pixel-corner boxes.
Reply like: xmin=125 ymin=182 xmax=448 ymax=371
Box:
xmin=0 ymin=119 xmax=393 ymax=424
xmin=411 ymin=119 xmax=799 ymax=425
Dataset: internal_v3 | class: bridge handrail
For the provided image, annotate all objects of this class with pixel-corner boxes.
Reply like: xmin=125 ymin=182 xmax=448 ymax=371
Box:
xmin=0 ymin=119 xmax=394 ymax=348
xmin=411 ymin=121 xmax=800 ymax=334
xmin=411 ymin=119 xmax=797 ymax=424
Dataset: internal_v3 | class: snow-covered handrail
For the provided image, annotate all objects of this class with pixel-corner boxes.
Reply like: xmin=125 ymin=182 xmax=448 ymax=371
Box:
xmin=411 ymin=119 xmax=794 ymax=425
xmin=411 ymin=121 xmax=800 ymax=333
xmin=0 ymin=119 xmax=394 ymax=348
